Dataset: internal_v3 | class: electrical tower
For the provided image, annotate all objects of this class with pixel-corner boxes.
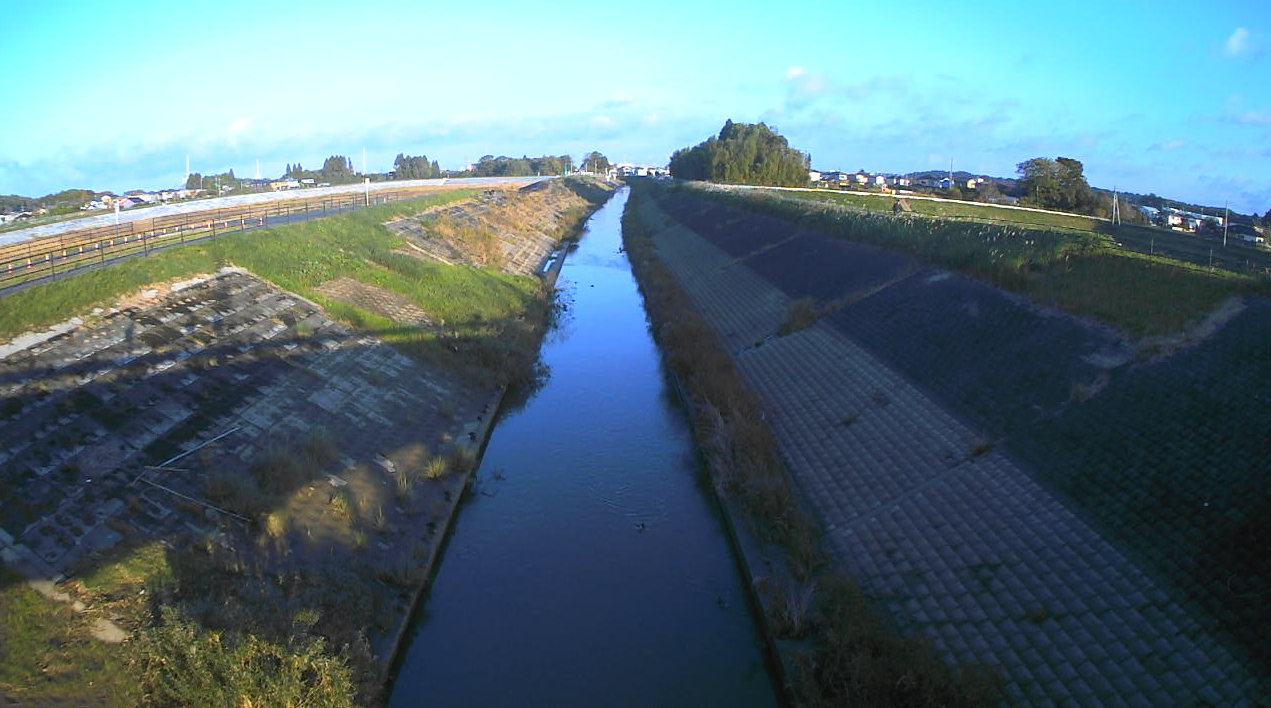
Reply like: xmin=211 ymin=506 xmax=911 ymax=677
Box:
xmin=1111 ymin=187 xmax=1121 ymax=225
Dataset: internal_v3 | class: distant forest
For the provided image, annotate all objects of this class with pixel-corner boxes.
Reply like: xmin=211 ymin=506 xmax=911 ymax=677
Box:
xmin=1 ymin=189 xmax=98 ymax=215
xmin=669 ymin=120 xmax=810 ymax=186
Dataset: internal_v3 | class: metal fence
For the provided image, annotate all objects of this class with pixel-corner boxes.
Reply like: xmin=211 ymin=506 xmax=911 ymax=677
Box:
xmin=0 ymin=187 xmax=445 ymax=293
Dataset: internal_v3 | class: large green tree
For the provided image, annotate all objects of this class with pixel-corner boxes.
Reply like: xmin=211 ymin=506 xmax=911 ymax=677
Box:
xmin=1017 ymin=156 xmax=1096 ymax=214
xmin=393 ymin=154 xmax=442 ymax=179
xmin=582 ymin=151 xmax=610 ymax=173
xmin=668 ymin=120 xmax=810 ymax=186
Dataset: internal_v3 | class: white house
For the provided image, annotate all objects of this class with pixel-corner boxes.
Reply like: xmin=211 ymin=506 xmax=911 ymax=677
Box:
xmin=809 ymin=170 xmax=822 ymax=182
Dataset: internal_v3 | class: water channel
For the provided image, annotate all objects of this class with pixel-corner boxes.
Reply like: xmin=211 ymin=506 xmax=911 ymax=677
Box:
xmin=386 ymin=187 xmax=779 ymax=707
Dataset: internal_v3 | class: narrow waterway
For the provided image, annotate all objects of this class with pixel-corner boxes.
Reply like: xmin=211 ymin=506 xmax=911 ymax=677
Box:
xmin=386 ymin=187 xmax=779 ymax=708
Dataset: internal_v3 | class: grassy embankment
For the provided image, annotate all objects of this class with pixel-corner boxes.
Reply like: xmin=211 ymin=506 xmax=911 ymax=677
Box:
xmin=0 ymin=188 xmax=549 ymax=386
xmin=694 ymin=183 xmax=1271 ymax=336
xmin=621 ymin=181 xmax=1002 ymax=708
xmin=789 ymin=188 xmax=1107 ymax=232
xmin=0 ymin=185 xmax=597 ymax=707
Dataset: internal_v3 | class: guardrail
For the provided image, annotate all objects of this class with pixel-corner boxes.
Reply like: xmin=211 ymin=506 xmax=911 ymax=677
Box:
xmin=0 ymin=186 xmax=446 ymax=293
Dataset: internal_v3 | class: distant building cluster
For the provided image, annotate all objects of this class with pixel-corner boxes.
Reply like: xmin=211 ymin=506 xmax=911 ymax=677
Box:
xmin=79 ymin=188 xmax=207 ymax=212
xmin=1138 ymin=205 xmax=1265 ymax=243
xmin=810 ymin=170 xmax=985 ymax=193
xmin=613 ymin=163 xmax=669 ymax=178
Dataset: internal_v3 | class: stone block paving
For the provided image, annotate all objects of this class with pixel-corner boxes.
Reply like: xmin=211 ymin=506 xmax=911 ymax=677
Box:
xmin=640 ymin=200 xmax=788 ymax=354
xmin=387 ymin=181 xmax=615 ymax=276
xmin=642 ymin=198 xmax=1267 ymax=706
xmin=0 ymin=270 xmax=489 ymax=583
xmin=313 ymin=276 xmax=435 ymax=328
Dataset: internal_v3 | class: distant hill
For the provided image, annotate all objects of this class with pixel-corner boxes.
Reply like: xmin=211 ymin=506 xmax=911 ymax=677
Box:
xmin=1 ymin=188 xmax=106 ymax=215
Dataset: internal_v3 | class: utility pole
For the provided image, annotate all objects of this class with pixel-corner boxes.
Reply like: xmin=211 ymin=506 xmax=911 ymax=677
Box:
xmin=1111 ymin=187 xmax=1121 ymax=225
xmin=1224 ymin=200 xmax=1229 ymax=247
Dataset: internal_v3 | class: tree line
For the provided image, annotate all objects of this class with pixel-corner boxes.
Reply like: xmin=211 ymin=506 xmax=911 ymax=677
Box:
xmin=393 ymin=154 xmax=442 ymax=179
xmin=461 ymin=154 xmax=576 ymax=177
xmin=668 ymin=120 xmax=810 ymax=186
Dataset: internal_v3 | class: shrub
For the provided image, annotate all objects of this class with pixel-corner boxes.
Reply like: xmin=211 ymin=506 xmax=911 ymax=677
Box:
xmin=778 ymin=297 xmax=821 ymax=336
xmin=424 ymin=456 xmax=448 ymax=480
xmin=136 ymin=607 xmax=358 ymax=708
xmin=204 ymin=469 xmax=268 ymax=517
xmin=393 ymin=468 xmax=415 ymax=501
xmin=795 ymin=575 xmax=1002 ymax=708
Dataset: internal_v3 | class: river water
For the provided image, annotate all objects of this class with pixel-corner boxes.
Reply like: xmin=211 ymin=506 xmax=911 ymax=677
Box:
xmin=386 ymin=187 xmax=779 ymax=707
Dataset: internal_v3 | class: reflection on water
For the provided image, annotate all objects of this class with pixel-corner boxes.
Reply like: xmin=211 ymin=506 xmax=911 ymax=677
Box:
xmin=386 ymin=188 xmax=778 ymax=708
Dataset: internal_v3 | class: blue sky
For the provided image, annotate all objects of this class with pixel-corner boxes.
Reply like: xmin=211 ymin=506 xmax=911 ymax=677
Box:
xmin=1 ymin=0 xmax=1268 ymax=212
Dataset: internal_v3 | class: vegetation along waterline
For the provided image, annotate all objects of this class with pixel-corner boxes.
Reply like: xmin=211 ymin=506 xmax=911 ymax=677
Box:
xmin=621 ymin=179 xmax=1004 ymax=707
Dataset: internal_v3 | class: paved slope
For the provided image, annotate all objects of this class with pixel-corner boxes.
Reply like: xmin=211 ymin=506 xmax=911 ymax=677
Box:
xmin=636 ymin=194 xmax=1268 ymax=706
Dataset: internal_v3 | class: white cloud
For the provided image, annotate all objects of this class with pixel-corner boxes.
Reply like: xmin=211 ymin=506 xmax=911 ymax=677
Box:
xmin=785 ymin=65 xmax=805 ymax=80
xmin=1224 ymin=27 xmax=1252 ymax=57
xmin=1148 ymin=138 xmax=1186 ymax=151
xmin=1232 ymin=109 xmax=1271 ymax=125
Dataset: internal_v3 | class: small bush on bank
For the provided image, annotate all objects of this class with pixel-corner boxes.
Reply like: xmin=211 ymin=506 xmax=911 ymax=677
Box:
xmin=778 ymin=297 xmax=821 ymax=336
xmin=136 ymin=607 xmax=357 ymax=708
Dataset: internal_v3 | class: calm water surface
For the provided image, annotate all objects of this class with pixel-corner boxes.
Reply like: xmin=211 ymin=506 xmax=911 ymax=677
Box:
xmin=386 ymin=187 xmax=779 ymax=708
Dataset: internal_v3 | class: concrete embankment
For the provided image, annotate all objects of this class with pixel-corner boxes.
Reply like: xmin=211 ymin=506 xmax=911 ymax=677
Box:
xmin=625 ymin=183 xmax=1269 ymax=706
xmin=0 ymin=177 xmax=616 ymax=707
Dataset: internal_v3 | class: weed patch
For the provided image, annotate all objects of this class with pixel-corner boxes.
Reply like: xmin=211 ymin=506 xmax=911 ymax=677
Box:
xmin=778 ymin=297 xmax=822 ymax=336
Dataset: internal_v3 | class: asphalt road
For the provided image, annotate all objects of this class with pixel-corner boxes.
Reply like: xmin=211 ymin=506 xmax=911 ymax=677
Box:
xmin=0 ymin=175 xmax=552 ymax=246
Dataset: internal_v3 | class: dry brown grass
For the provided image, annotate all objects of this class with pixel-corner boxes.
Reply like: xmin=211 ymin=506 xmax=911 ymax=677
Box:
xmin=778 ymin=297 xmax=822 ymax=336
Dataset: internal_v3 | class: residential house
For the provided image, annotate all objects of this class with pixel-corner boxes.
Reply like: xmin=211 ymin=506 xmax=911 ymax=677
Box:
xmin=808 ymin=170 xmax=822 ymax=182
xmin=269 ymin=179 xmax=301 ymax=191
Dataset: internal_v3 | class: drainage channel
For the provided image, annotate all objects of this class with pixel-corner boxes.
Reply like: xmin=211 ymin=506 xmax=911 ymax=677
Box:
xmin=385 ymin=187 xmax=779 ymax=707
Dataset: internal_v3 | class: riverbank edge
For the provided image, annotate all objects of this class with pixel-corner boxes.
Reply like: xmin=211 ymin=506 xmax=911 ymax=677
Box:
xmin=619 ymin=188 xmax=802 ymax=704
xmin=375 ymin=188 xmax=611 ymax=691
xmin=621 ymin=182 xmax=1012 ymax=708
xmin=662 ymin=369 xmax=801 ymax=702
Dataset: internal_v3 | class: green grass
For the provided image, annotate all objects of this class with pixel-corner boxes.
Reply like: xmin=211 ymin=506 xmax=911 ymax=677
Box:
xmin=1022 ymin=250 xmax=1256 ymax=334
xmin=679 ymin=183 xmax=1271 ymax=336
xmin=0 ymin=188 xmax=552 ymax=382
xmin=790 ymin=188 xmax=1105 ymax=232
xmin=76 ymin=540 xmax=174 ymax=594
xmin=0 ymin=564 xmax=143 ymax=706
xmin=0 ymin=190 xmax=477 ymax=341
